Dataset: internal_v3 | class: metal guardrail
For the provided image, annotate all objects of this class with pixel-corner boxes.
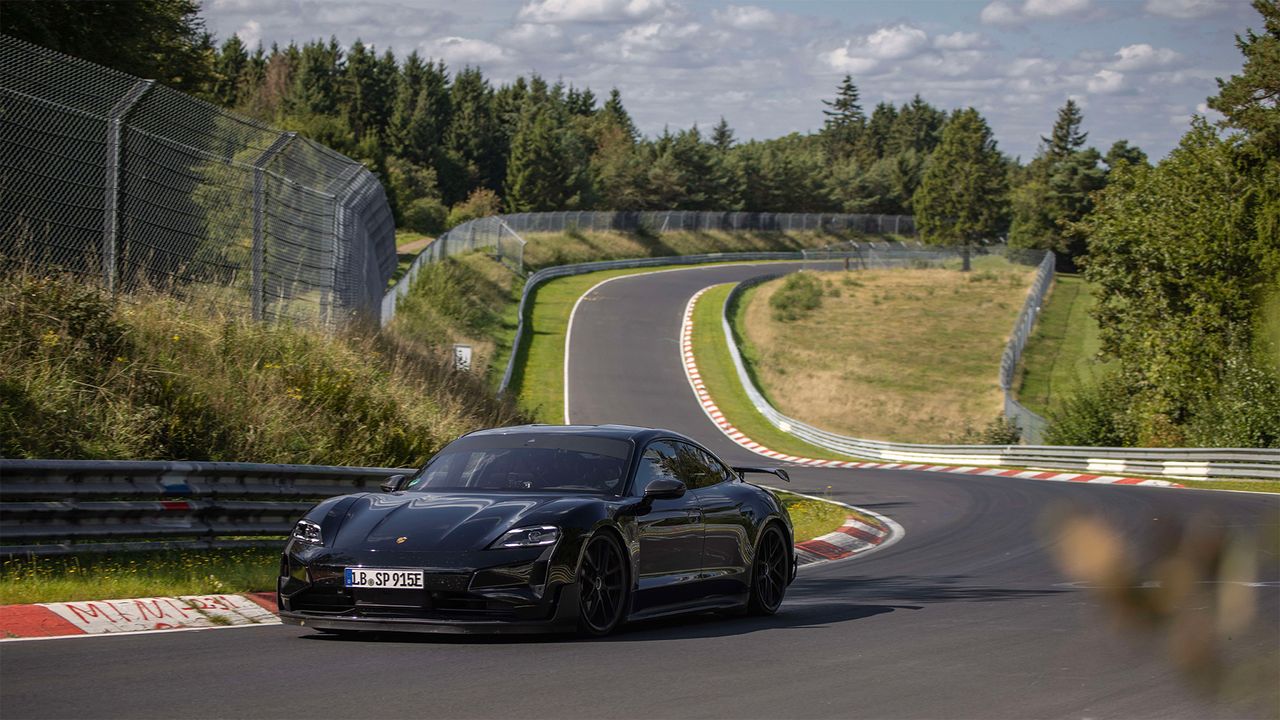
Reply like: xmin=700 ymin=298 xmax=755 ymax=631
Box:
xmin=0 ymin=459 xmax=410 ymax=556
xmin=717 ymin=278 xmax=1280 ymax=480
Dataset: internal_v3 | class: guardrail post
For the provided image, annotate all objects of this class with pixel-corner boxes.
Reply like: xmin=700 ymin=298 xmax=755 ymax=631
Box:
xmin=250 ymin=132 xmax=295 ymax=321
xmin=102 ymin=79 xmax=154 ymax=294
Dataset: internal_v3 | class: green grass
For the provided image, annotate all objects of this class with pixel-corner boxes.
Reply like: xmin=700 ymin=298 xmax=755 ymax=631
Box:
xmin=1173 ymin=479 xmax=1280 ymax=494
xmin=1017 ymin=274 xmax=1111 ymax=416
xmin=775 ymin=491 xmax=852 ymax=542
xmin=0 ymin=548 xmax=281 ymax=605
xmin=691 ymin=283 xmax=858 ymax=461
xmin=0 ymin=274 xmax=521 ymax=465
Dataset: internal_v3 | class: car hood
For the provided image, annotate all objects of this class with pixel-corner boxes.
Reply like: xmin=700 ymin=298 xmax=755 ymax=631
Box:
xmin=331 ymin=492 xmax=598 ymax=552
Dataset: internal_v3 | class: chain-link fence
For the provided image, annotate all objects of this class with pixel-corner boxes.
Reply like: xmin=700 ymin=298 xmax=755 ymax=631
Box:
xmin=0 ymin=35 xmax=396 ymax=327
xmin=1001 ymin=250 xmax=1055 ymax=442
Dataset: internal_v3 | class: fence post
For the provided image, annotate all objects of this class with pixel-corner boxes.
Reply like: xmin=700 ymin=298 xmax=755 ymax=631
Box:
xmin=250 ymin=132 xmax=295 ymax=321
xmin=102 ymin=79 xmax=154 ymax=293
xmin=324 ymin=166 xmax=366 ymax=328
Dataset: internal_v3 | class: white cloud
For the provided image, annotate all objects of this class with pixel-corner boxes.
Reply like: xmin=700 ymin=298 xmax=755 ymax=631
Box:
xmin=518 ymin=0 xmax=673 ymax=24
xmin=503 ymin=23 xmax=564 ymax=46
xmin=1111 ymin=43 xmax=1180 ymax=71
xmin=1143 ymin=0 xmax=1224 ymax=19
xmin=712 ymin=5 xmax=777 ymax=31
xmin=1087 ymin=69 xmax=1125 ymax=93
xmin=933 ymin=31 xmax=985 ymax=50
xmin=822 ymin=24 xmax=930 ymax=75
xmin=982 ymin=0 xmax=1092 ymax=25
xmin=419 ymin=37 xmax=512 ymax=66
xmin=980 ymin=1 xmax=1022 ymax=26
xmin=1023 ymin=0 xmax=1091 ymax=17
xmin=235 ymin=19 xmax=262 ymax=48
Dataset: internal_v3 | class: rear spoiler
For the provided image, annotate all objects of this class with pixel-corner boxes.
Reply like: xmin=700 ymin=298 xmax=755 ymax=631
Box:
xmin=733 ymin=466 xmax=791 ymax=483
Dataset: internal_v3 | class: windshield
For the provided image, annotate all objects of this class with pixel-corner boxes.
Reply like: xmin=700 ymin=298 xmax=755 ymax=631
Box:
xmin=404 ymin=434 xmax=633 ymax=495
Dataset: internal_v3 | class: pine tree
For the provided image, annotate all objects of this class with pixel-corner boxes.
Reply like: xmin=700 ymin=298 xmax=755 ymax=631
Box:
xmin=914 ymin=109 xmax=1009 ymax=246
xmin=446 ymin=67 xmax=499 ymax=196
xmin=1044 ymin=99 xmax=1088 ymax=159
xmin=1104 ymin=140 xmax=1149 ymax=169
xmin=821 ymin=75 xmax=865 ymax=159
xmin=888 ymin=94 xmax=945 ymax=155
xmin=1207 ymin=0 xmax=1280 ymax=154
xmin=505 ymin=102 xmax=567 ymax=211
xmin=858 ymin=101 xmax=898 ymax=161
xmin=711 ymin=117 xmax=735 ymax=151
xmin=212 ymin=35 xmax=247 ymax=107
xmin=602 ymin=88 xmax=638 ymax=141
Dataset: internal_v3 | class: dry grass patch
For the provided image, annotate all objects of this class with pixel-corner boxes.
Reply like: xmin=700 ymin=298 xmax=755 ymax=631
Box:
xmin=738 ymin=260 xmax=1036 ymax=443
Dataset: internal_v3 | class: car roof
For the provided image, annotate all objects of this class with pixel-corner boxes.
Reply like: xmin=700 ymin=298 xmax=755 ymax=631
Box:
xmin=465 ymin=424 xmax=698 ymax=447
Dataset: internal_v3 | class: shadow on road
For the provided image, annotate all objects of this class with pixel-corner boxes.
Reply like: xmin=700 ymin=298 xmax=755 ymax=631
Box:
xmin=789 ymin=574 xmax=1069 ymax=604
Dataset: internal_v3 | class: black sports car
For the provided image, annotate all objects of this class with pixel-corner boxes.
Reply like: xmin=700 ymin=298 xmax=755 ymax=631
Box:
xmin=278 ymin=424 xmax=796 ymax=636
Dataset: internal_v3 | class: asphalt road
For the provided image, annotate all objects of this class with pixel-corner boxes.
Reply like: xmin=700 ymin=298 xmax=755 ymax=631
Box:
xmin=4 ymin=262 xmax=1278 ymax=720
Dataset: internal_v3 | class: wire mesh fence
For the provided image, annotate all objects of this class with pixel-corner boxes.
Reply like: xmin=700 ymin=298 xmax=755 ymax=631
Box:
xmin=0 ymin=35 xmax=396 ymax=327
xmin=1001 ymin=250 xmax=1055 ymax=443
xmin=500 ymin=210 xmax=915 ymax=236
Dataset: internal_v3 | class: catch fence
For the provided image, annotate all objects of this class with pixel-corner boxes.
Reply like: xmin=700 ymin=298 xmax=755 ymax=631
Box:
xmin=0 ymin=35 xmax=396 ymax=327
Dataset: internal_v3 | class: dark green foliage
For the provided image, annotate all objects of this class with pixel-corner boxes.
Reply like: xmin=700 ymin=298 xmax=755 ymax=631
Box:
xmin=821 ymin=75 xmax=866 ymax=160
xmin=0 ymin=0 xmax=215 ymax=95
xmin=1010 ymin=101 xmax=1107 ymax=265
xmin=769 ymin=273 xmax=824 ymax=322
xmin=1104 ymin=140 xmax=1149 ymax=170
xmin=403 ymin=197 xmax=448 ymax=235
xmin=1208 ymin=0 xmax=1280 ymax=155
xmin=914 ymin=109 xmax=1009 ymax=245
xmin=1044 ymin=373 xmax=1138 ymax=446
xmin=950 ymin=416 xmax=1025 ymax=445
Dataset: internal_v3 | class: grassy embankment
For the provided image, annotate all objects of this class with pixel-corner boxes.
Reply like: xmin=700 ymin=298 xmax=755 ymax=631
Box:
xmin=1015 ymin=274 xmax=1110 ymax=417
xmin=732 ymin=257 xmax=1036 ymax=444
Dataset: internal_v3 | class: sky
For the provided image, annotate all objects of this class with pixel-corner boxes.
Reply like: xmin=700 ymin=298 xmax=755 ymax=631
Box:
xmin=201 ymin=0 xmax=1259 ymax=161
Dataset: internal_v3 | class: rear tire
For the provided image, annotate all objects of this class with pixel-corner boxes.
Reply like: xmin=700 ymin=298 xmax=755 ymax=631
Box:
xmin=748 ymin=524 xmax=789 ymax=616
xmin=577 ymin=532 xmax=628 ymax=637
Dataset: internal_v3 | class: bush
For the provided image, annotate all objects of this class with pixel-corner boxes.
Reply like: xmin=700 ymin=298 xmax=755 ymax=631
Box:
xmin=949 ymin=416 xmax=1023 ymax=445
xmin=403 ymin=197 xmax=449 ymax=236
xmin=446 ymin=188 xmax=503 ymax=229
xmin=769 ymin=272 xmax=824 ymax=322
xmin=1044 ymin=374 xmax=1138 ymax=447
xmin=1185 ymin=350 xmax=1280 ymax=447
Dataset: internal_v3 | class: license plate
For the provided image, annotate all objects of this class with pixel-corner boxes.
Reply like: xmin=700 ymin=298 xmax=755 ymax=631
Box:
xmin=344 ymin=568 xmax=425 ymax=589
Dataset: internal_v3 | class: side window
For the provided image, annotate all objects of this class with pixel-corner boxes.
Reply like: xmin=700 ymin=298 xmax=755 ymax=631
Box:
xmin=633 ymin=441 xmax=683 ymax=493
xmin=696 ymin=449 xmax=734 ymax=488
xmin=671 ymin=442 xmax=719 ymax=489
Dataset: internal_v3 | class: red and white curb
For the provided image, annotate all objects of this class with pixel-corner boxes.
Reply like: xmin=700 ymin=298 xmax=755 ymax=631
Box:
xmin=679 ymin=286 xmax=1182 ymax=489
xmin=1 ymin=592 xmax=279 ymax=641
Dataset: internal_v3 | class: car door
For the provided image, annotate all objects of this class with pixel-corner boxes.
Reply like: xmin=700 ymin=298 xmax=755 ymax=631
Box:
xmin=682 ymin=444 xmax=754 ymax=598
xmin=630 ymin=440 xmax=706 ymax=612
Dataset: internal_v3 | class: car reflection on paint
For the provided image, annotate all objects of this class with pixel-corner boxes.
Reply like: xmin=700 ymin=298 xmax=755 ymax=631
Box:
xmin=278 ymin=424 xmax=796 ymax=637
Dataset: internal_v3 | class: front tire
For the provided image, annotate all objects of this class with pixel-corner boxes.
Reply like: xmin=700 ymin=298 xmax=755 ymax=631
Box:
xmin=748 ymin=524 xmax=789 ymax=615
xmin=577 ymin=532 xmax=628 ymax=636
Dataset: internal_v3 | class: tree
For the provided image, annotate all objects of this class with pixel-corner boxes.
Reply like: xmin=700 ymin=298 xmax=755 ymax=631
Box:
xmin=1 ymin=0 xmax=215 ymax=95
xmin=1207 ymin=0 xmax=1280 ymax=155
xmin=212 ymin=35 xmax=248 ymax=107
xmin=446 ymin=67 xmax=499 ymax=198
xmin=888 ymin=94 xmax=945 ymax=156
xmin=711 ymin=117 xmax=735 ymax=151
xmin=858 ymin=101 xmax=899 ymax=162
xmin=286 ymin=38 xmax=344 ymax=117
xmin=1104 ymin=140 xmax=1149 ymax=170
xmin=821 ymin=75 xmax=865 ymax=159
xmin=1044 ymin=99 xmax=1088 ymax=159
xmin=602 ymin=88 xmax=638 ymax=141
xmin=913 ymin=109 xmax=1009 ymax=247
xmin=504 ymin=102 xmax=568 ymax=211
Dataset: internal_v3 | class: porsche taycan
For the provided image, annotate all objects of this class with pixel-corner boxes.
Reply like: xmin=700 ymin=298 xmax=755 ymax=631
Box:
xmin=278 ymin=424 xmax=796 ymax=636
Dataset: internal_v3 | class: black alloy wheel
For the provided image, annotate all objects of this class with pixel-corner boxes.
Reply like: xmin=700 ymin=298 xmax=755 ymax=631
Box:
xmin=748 ymin=524 xmax=788 ymax=615
xmin=578 ymin=532 xmax=627 ymax=636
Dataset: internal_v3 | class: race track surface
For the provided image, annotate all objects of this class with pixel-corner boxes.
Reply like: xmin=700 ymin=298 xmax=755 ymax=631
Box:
xmin=4 ymin=262 xmax=1278 ymax=719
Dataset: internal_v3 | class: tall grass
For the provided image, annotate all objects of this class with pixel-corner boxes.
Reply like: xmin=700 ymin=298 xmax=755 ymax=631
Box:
xmin=0 ymin=273 xmax=523 ymax=466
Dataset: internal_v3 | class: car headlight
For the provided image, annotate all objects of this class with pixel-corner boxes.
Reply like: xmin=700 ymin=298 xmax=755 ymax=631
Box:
xmin=292 ymin=519 xmax=323 ymax=545
xmin=489 ymin=525 xmax=560 ymax=549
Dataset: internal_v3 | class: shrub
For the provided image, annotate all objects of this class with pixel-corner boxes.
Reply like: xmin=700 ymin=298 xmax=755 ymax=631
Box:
xmin=949 ymin=416 xmax=1023 ymax=445
xmin=769 ymin=272 xmax=824 ymax=322
xmin=1184 ymin=349 xmax=1280 ymax=447
xmin=1044 ymin=373 xmax=1138 ymax=447
xmin=446 ymin=188 xmax=503 ymax=229
xmin=403 ymin=197 xmax=449 ymax=236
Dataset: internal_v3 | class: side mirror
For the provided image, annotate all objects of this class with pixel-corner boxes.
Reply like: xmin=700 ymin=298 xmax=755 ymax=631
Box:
xmin=643 ymin=477 xmax=686 ymax=500
xmin=380 ymin=474 xmax=406 ymax=493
